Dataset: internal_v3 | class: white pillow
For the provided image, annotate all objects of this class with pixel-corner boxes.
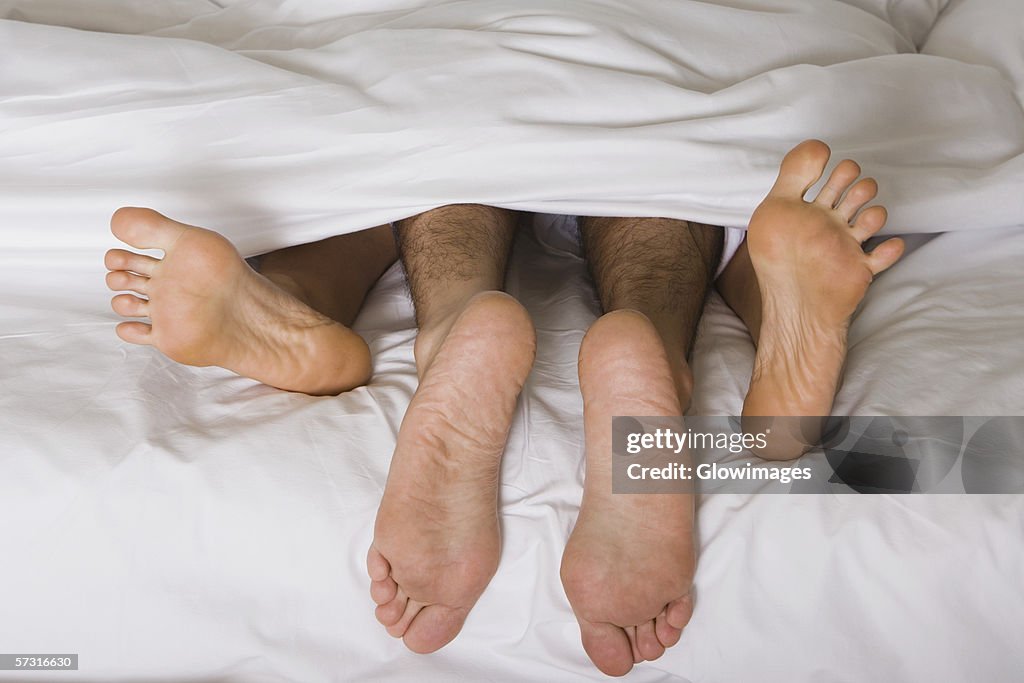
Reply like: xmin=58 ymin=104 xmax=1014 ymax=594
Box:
xmin=922 ymin=0 xmax=1024 ymax=101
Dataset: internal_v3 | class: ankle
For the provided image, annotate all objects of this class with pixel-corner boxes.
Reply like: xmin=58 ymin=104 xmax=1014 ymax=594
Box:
xmin=413 ymin=289 xmax=510 ymax=374
xmin=671 ymin=358 xmax=695 ymax=411
xmin=413 ymin=317 xmax=456 ymax=376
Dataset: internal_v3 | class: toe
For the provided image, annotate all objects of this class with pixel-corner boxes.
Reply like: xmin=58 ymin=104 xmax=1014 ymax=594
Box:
xmin=403 ymin=604 xmax=470 ymax=654
xmin=370 ymin=576 xmax=398 ymax=605
xmin=636 ymin=620 xmax=665 ymax=661
xmin=578 ymin=619 xmax=635 ymax=677
xmin=106 ymin=270 xmax=149 ymax=294
xmin=851 ymin=205 xmax=888 ymax=242
xmin=769 ymin=139 xmax=831 ymax=198
xmin=837 ymin=177 xmax=878 ymax=221
xmin=625 ymin=626 xmax=641 ymax=663
xmin=111 ymin=207 xmax=187 ymax=250
xmin=666 ymin=593 xmax=694 ymax=630
xmin=366 ymin=547 xmax=391 ymax=582
xmin=655 ymin=611 xmax=683 ymax=648
xmin=374 ymin=588 xmax=408 ymax=627
xmin=115 ymin=321 xmax=152 ymax=345
xmin=386 ymin=598 xmax=423 ymax=638
xmin=111 ymin=293 xmax=149 ymax=318
xmin=867 ymin=237 xmax=905 ymax=276
xmin=104 ymin=248 xmax=159 ymax=275
xmin=814 ymin=159 xmax=861 ymax=209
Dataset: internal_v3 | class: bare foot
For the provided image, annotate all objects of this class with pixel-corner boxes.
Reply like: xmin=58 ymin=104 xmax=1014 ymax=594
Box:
xmin=104 ymin=207 xmax=372 ymax=395
xmin=743 ymin=141 xmax=905 ymax=458
xmin=367 ymin=291 xmax=535 ymax=653
xmin=561 ymin=310 xmax=696 ymax=677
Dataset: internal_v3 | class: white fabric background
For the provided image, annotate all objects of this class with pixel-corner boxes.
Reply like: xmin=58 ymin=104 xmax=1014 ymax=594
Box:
xmin=1 ymin=0 xmax=1023 ymax=257
xmin=1 ymin=1 xmax=1023 ymax=681
xmin=2 ymin=225 xmax=1023 ymax=682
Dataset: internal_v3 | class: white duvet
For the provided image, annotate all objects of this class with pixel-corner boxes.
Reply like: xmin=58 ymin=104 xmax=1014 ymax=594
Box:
xmin=1 ymin=1 xmax=1023 ymax=681
xmin=2 ymin=0 xmax=1024 ymax=254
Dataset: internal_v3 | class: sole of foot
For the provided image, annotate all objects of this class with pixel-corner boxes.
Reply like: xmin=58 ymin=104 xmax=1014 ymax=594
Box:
xmin=743 ymin=140 xmax=905 ymax=459
xmin=561 ymin=310 xmax=696 ymax=677
xmin=367 ymin=291 xmax=536 ymax=653
xmin=104 ymin=207 xmax=371 ymax=395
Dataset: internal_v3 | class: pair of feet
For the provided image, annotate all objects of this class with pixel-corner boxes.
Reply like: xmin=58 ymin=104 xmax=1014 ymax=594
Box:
xmin=369 ymin=293 xmax=693 ymax=675
xmin=105 ymin=140 xmax=903 ymax=676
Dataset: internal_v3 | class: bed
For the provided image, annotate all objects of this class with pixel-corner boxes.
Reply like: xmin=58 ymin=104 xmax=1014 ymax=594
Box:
xmin=2 ymin=1 xmax=1023 ymax=681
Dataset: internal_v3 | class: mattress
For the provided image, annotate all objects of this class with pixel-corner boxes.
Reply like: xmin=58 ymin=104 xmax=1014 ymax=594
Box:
xmin=2 ymin=1 xmax=1023 ymax=681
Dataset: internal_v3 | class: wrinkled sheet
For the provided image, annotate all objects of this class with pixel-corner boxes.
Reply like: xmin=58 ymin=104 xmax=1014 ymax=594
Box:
xmin=2 ymin=224 xmax=1024 ymax=682
xmin=2 ymin=1 xmax=1024 ymax=681
xmin=1 ymin=0 xmax=1023 ymax=257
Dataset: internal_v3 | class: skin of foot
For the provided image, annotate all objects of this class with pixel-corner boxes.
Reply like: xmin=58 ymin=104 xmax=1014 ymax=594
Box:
xmin=367 ymin=291 xmax=536 ymax=654
xmin=561 ymin=310 xmax=696 ymax=677
xmin=743 ymin=140 xmax=905 ymax=459
xmin=104 ymin=207 xmax=372 ymax=395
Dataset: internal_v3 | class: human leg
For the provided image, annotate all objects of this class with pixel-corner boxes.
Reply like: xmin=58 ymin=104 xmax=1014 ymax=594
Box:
xmin=580 ymin=216 xmax=722 ymax=407
xmin=258 ymin=226 xmax=396 ymax=326
xmin=559 ymin=217 xmax=722 ymax=675
xmin=367 ymin=205 xmax=536 ymax=653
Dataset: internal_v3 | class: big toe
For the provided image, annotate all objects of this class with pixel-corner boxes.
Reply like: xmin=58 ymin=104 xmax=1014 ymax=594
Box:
xmin=110 ymin=206 xmax=187 ymax=250
xmin=770 ymin=139 xmax=832 ymax=198
xmin=403 ymin=605 xmax=470 ymax=654
xmin=578 ymin=619 xmax=635 ymax=677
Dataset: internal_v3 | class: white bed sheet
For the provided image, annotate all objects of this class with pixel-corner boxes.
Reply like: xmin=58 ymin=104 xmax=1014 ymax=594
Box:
xmin=1 ymin=222 xmax=1023 ymax=682
xmin=2 ymin=1 xmax=1024 ymax=681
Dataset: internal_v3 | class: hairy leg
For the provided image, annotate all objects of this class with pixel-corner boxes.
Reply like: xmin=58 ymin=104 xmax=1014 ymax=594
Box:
xmin=560 ymin=217 xmax=721 ymax=676
xmin=581 ymin=216 xmax=722 ymax=406
xmin=105 ymin=208 xmax=395 ymax=395
xmin=368 ymin=205 xmax=536 ymax=653
xmin=395 ymin=203 xmax=520 ymax=371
